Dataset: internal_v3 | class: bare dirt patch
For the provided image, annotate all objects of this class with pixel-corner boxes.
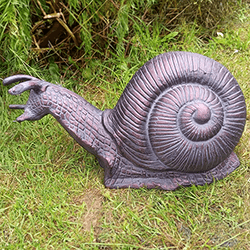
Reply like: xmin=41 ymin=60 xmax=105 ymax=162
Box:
xmin=72 ymin=188 xmax=103 ymax=232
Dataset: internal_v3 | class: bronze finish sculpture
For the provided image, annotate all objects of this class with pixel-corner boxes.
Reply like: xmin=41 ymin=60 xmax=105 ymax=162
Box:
xmin=2 ymin=52 xmax=246 ymax=190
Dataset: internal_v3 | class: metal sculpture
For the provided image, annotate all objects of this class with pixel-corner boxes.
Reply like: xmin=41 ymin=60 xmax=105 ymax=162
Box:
xmin=2 ymin=52 xmax=246 ymax=190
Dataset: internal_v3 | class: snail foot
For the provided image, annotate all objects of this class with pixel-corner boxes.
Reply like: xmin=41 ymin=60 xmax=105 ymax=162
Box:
xmin=104 ymin=152 xmax=240 ymax=191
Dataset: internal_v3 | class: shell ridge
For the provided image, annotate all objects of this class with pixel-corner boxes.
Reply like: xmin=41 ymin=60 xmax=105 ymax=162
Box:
xmin=210 ymin=65 xmax=225 ymax=90
xmin=136 ymin=74 xmax=158 ymax=102
xmin=112 ymin=98 xmax=146 ymax=142
xmin=226 ymin=108 xmax=247 ymax=118
xmin=116 ymin=114 xmax=143 ymax=137
xmin=184 ymin=84 xmax=190 ymax=103
xmin=208 ymin=57 xmax=216 ymax=86
xmin=226 ymin=88 xmax=245 ymax=104
xmin=113 ymin=84 xmax=154 ymax=165
xmin=215 ymin=134 xmax=234 ymax=157
xmin=143 ymin=59 xmax=162 ymax=96
xmin=214 ymin=136 xmax=229 ymax=158
xmin=219 ymin=74 xmax=235 ymax=97
xmin=114 ymin=123 xmax=147 ymax=149
xmin=203 ymin=145 xmax=210 ymax=168
xmin=133 ymin=76 xmax=155 ymax=103
xmin=188 ymin=53 xmax=195 ymax=83
xmin=151 ymin=133 xmax=180 ymax=144
xmin=122 ymin=90 xmax=148 ymax=120
xmin=199 ymin=84 xmax=205 ymax=100
xmin=151 ymin=117 xmax=176 ymax=126
xmin=139 ymin=66 xmax=158 ymax=95
xmin=115 ymin=103 xmax=147 ymax=141
xmin=162 ymin=53 xmax=177 ymax=87
xmin=153 ymin=141 xmax=182 ymax=157
xmin=116 ymin=101 xmax=143 ymax=129
xmin=168 ymin=147 xmax=189 ymax=172
xmin=115 ymin=110 xmax=145 ymax=137
xmin=121 ymin=146 xmax=159 ymax=166
xmin=124 ymin=84 xmax=149 ymax=112
xmin=153 ymin=103 xmax=177 ymax=114
xmin=189 ymin=145 xmax=201 ymax=172
xmin=177 ymin=143 xmax=197 ymax=171
xmin=198 ymin=54 xmax=206 ymax=85
xmin=174 ymin=52 xmax=188 ymax=84
xmin=201 ymin=55 xmax=215 ymax=89
xmin=172 ymin=52 xmax=186 ymax=86
xmin=171 ymin=86 xmax=185 ymax=107
xmin=125 ymin=87 xmax=148 ymax=113
xmin=130 ymin=76 xmax=156 ymax=105
xmin=165 ymin=89 xmax=183 ymax=109
xmin=222 ymin=125 xmax=243 ymax=138
xmin=159 ymin=54 xmax=173 ymax=88
xmin=215 ymin=71 xmax=232 ymax=96
xmin=151 ymin=56 xmax=165 ymax=92
xmin=198 ymin=56 xmax=206 ymax=85
xmin=155 ymin=54 xmax=169 ymax=91
xmin=156 ymin=96 xmax=179 ymax=112
xmin=167 ymin=52 xmax=180 ymax=86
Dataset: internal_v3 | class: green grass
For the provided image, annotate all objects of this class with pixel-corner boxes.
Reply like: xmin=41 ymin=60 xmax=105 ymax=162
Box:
xmin=1 ymin=8 xmax=250 ymax=250
xmin=0 ymin=0 xmax=31 ymax=73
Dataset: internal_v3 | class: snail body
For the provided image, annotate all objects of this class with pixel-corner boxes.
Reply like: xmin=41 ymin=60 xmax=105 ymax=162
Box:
xmin=3 ymin=51 xmax=246 ymax=190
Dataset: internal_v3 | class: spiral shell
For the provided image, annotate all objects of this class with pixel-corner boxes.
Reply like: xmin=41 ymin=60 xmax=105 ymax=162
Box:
xmin=106 ymin=52 xmax=246 ymax=173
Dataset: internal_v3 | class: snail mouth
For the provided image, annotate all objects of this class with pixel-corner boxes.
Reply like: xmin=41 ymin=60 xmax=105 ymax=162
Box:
xmin=193 ymin=103 xmax=211 ymax=124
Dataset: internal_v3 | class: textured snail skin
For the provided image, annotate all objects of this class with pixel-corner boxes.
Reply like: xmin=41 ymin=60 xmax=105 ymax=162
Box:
xmin=2 ymin=52 xmax=246 ymax=190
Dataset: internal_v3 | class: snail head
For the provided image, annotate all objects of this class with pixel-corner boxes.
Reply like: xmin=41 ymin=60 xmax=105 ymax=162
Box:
xmin=3 ymin=75 xmax=50 ymax=122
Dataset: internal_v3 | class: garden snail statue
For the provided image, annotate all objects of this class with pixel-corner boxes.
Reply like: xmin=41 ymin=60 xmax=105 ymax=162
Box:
xmin=3 ymin=51 xmax=246 ymax=190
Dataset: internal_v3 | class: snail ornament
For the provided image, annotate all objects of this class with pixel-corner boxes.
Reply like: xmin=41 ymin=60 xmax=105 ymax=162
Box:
xmin=2 ymin=52 xmax=246 ymax=190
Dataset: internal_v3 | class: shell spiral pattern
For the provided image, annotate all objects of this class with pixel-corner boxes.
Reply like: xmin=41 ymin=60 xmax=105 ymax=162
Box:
xmin=107 ymin=51 xmax=246 ymax=173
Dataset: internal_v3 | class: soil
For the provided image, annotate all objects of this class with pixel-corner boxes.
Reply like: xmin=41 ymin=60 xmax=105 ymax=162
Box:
xmin=72 ymin=188 xmax=103 ymax=232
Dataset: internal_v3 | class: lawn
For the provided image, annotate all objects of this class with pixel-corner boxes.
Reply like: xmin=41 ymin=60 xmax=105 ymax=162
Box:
xmin=0 ymin=4 xmax=250 ymax=250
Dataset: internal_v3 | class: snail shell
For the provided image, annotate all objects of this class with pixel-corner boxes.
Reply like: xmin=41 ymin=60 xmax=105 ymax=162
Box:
xmin=105 ymin=51 xmax=246 ymax=173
